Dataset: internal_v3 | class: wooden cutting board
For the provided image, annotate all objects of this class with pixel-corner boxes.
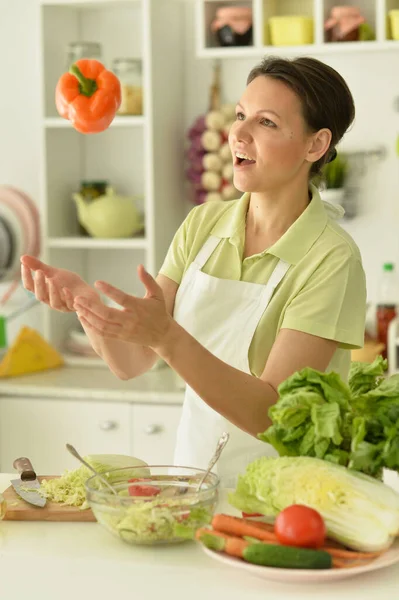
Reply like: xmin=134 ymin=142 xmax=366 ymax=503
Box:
xmin=2 ymin=476 xmax=96 ymax=522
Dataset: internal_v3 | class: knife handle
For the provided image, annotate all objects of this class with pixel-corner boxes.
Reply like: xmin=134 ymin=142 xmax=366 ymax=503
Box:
xmin=13 ymin=457 xmax=37 ymax=481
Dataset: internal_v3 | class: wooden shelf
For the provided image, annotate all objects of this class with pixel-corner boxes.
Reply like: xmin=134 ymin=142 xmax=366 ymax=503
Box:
xmin=196 ymin=40 xmax=399 ymax=59
xmin=39 ymin=0 xmax=141 ymax=8
xmin=44 ymin=116 xmax=145 ymax=128
xmin=46 ymin=236 xmax=148 ymax=249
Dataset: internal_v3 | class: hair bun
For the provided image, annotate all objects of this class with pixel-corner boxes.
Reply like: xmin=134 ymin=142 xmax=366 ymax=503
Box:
xmin=327 ymin=148 xmax=337 ymax=163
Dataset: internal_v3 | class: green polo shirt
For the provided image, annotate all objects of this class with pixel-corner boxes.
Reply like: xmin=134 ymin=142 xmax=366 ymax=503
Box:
xmin=159 ymin=185 xmax=366 ymax=382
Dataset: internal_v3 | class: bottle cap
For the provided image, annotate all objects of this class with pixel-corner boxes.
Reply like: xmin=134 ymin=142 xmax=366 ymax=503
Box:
xmin=383 ymin=263 xmax=394 ymax=271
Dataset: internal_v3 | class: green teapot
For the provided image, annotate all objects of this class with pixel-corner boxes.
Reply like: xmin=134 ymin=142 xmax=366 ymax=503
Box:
xmin=72 ymin=186 xmax=144 ymax=238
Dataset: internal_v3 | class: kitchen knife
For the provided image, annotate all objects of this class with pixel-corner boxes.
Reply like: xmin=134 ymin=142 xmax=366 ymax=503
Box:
xmin=11 ymin=457 xmax=46 ymax=508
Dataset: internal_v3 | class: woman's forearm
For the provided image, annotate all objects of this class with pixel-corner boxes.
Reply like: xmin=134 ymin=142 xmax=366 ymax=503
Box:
xmin=156 ymin=321 xmax=278 ymax=436
xmin=81 ymin=322 xmax=157 ymax=379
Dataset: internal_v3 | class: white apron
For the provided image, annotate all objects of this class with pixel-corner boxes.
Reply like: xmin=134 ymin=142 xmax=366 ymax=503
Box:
xmin=172 ymin=235 xmax=291 ymax=487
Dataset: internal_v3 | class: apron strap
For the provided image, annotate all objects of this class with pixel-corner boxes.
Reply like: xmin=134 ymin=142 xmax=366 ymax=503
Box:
xmin=192 ymin=236 xmax=221 ymax=270
xmin=259 ymin=259 xmax=291 ymax=308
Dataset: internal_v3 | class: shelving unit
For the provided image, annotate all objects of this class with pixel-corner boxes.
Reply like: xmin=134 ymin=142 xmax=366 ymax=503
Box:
xmin=38 ymin=0 xmax=186 ymax=367
xmin=196 ymin=0 xmax=399 ymax=58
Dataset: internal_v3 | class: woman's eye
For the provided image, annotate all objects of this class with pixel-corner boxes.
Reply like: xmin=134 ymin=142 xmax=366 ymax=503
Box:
xmin=260 ymin=118 xmax=276 ymax=128
xmin=236 ymin=112 xmax=245 ymax=121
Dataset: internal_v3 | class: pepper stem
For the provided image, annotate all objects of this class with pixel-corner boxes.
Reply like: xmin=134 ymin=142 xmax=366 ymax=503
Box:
xmin=69 ymin=64 xmax=98 ymax=97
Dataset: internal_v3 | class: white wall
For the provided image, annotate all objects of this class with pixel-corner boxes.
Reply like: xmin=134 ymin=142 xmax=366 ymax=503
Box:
xmin=0 ymin=0 xmax=43 ymax=342
xmin=0 ymin=0 xmax=398 ymax=349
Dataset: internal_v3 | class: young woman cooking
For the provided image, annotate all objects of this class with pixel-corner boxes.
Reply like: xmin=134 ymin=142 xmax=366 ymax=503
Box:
xmin=21 ymin=56 xmax=366 ymax=486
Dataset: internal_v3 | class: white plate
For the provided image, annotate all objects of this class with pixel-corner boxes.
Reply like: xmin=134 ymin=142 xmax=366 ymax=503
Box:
xmin=207 ymin=489 xmax=399 ymax=583
xmin=201 ymin=539 xmax=399 ymax=584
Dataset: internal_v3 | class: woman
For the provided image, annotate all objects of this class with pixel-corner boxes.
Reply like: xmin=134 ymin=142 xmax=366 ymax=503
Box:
xmin=21 ymin=56 xmax=366 ymax=486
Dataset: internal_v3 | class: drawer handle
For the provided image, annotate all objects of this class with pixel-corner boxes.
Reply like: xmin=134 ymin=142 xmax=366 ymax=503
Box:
xmin=99 ymin=420 xmax=118 ymax=431
xmin=144 ymin=424 xmax=163 ymax=435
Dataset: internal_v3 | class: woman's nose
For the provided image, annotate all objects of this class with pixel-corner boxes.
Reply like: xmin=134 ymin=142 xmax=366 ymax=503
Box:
xmin=230 ymin=120 xmax=253 ymax=145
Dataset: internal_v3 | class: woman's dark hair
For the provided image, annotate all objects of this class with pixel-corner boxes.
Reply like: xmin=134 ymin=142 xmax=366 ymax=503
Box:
xmin=247 ymin=56 xmax=355 ymax=177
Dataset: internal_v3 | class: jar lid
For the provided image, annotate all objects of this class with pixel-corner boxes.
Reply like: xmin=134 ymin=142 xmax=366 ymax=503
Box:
xmin=112 ymin=57 xmax=142 ymax=70
xmin=215 ymin=6 xmax=252 ymax=18
xmin=67 ymin=41 xmax=102 ymax=52
xmin=81 ymin=180 xmax=108 ymax=186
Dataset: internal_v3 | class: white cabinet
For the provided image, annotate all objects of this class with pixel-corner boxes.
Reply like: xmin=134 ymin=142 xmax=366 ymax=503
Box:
xmin=131 ymin=404 xmax=182 ymax=465
xmin=0 ymin=395 xmax=183 ymax=475
xmin=0 ymin=397 xmax=131 ymax=474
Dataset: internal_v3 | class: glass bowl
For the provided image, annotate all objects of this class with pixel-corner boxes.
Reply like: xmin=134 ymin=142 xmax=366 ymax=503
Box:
xmin=85 ymin=465 xmax=220 ymax=546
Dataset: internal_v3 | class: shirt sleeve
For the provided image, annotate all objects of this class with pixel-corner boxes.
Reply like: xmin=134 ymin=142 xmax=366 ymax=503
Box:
xmin=281 ymin=254 xmax=366 ymax=349
xmin=158 ymin=214 xmax=190 ymax=284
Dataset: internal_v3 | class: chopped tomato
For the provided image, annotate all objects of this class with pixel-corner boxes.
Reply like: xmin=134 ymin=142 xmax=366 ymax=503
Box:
xmin=128 ymin=479 xmax=161 ymax=497
xmin=274 ymin=504 xmax=326 ymax=549
xmin=177 ymin=512 xmax=190 ymax=522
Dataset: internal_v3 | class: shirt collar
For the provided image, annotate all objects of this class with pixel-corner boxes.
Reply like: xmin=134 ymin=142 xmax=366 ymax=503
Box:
xmin=210 ymin=184 xmax=328 ymax=265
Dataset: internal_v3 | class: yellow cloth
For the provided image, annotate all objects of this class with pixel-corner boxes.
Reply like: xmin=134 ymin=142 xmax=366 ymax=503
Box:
xmin=159 ymin=185 xmax=366 ymax=381
xmin=0 ymin=326 xmax=64 ymax=377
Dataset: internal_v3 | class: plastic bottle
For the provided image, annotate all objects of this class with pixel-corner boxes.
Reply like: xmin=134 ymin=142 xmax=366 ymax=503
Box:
xmin=376 ymin=263 xmax=399 ymax=359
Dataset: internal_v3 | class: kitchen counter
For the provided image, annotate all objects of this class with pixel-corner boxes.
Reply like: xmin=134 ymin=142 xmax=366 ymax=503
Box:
xmin=1 ymin=473 xmax=399 ymax=600
xmin=0 ymin=364 xmax=184 ymax=404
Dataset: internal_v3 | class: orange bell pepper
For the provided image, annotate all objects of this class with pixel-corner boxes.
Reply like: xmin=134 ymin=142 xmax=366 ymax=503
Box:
xmin=55 ymin=59 xmax=121 ymax=134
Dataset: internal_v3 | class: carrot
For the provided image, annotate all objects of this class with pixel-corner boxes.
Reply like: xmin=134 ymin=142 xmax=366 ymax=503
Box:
xmin=332 ymin=557 xmax=376 ymax=569
xmin=242 ymin=519 xmax=275 ymax=532
xmin=212 ymin=514 xmax=278 ymax=543
xmin=223 ymin=536 xmax=249 ymax=558
xmin=323 ymin=546 xmax=384 ymax=559
xmin=197 ymin=528 xmax=249 ymax=558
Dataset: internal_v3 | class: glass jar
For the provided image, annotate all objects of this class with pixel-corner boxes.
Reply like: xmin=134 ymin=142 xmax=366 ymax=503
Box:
xmin=112 ymin=58 xmax=143 ymax=116
xmin=211 ymin=6 xmax=253 ymax=47
xmin=66 ymin=42 xmax=102 ymax=69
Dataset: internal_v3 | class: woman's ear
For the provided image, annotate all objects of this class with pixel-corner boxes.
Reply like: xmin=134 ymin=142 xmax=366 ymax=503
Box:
xmin=306 ymin=128 xmax=332 ymax=165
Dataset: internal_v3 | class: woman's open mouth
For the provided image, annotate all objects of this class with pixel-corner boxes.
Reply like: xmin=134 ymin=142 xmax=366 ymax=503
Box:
xmin=234 ymin=152 xmax=256 ymax=169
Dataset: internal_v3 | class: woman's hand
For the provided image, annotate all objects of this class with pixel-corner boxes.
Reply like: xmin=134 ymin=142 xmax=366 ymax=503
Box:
xmin=73 ymin=264 xmax=173 ymax=350
xmin=20 ymin=254 xmax=100 ymax=312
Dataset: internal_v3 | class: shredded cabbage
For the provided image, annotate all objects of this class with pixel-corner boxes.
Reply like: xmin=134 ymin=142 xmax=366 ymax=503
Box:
xmin=39 ymin=454 xmax=149 ymax=509
xmin=94 ymin=498 xmax=212 ymax=544
xmin=229 ymin=456 xmax=399 ymax=552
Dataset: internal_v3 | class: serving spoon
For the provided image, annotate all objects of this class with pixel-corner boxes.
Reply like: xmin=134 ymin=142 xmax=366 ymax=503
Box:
xmin=66 ymin=443 xmax=118 ymax=495
xmin=159 ymin=431 xmax=230 ymax=498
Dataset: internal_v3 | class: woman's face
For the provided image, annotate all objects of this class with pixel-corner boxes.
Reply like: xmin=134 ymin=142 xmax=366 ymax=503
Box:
xmin=229 ymin=75 xmax=326 ymax=193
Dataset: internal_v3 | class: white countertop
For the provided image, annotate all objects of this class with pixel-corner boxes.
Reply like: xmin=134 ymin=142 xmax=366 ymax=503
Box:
xmin=1 ymin=473 xmax=399 ymax=600
xmin=0 ymin=365 xmax=184 ymax=404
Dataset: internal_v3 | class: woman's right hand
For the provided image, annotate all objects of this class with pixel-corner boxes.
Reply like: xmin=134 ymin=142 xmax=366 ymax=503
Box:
xmin=20 ymin=254 xmax=100 ymax=313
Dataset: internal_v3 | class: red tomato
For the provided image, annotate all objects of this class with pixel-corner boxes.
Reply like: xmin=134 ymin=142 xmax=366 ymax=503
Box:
xmin=177 ymin=512 xmax=190 ymax=522
xmin=128 ymin=479 xmax=161 ymax=497
xmin=274 ymin=505 xmax=326 ymax=549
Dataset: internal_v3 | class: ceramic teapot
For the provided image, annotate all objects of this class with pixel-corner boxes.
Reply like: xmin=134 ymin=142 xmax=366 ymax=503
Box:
xmin=72 ymin=186 xmax=144 ymax=238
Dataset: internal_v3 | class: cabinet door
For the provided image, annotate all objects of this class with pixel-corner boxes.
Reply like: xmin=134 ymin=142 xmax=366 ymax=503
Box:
xmin=131 ymin=404 xmax=182 ymax=465
xmin=0 ymin=397 xmax=130 ymax=475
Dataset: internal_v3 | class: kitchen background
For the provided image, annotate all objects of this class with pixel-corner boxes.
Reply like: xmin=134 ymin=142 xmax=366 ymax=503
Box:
xmin=0 ymin=0 xmax=399 ymax=473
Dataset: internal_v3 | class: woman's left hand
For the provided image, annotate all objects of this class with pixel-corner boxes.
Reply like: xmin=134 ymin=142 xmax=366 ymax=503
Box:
xmin=73 ymin=264 xmax=173 ymax=350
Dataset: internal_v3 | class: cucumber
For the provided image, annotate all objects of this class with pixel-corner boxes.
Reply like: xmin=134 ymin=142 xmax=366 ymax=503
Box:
xmin=243 ymin=543 xmax=332 ymax=570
